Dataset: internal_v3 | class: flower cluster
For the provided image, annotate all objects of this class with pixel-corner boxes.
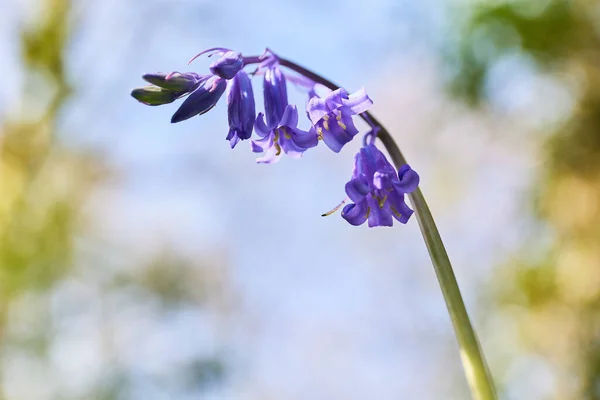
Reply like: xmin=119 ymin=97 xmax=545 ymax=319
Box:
xmin=131 ymin=48 xmax=420 ymax=227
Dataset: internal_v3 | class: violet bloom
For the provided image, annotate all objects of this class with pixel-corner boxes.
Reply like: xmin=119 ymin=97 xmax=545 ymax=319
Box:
xmin=251 ymin=65 xmax=317 ymax=163
xmin=307 ymin=88 xmax=373 ymax=152
xmin=341 ymin=144 xmax=419 ymax=227
xmin=226 ymin=71 xmax=256 ymax=148
xmin=171 ymin=75 xmax=227 ymax=123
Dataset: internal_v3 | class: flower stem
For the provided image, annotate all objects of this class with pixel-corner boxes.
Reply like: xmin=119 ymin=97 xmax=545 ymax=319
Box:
xmin=277 ymin=57 xmax=498 ymax=400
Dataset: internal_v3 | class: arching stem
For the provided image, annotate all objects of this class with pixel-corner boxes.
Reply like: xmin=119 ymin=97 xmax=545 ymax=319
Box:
xmin=276 ymin=56 xmax=498 ymax=400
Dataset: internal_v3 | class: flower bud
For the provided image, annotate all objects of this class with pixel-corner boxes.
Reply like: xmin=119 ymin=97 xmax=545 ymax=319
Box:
xmin=131 ymin=85 xmax=179 ymax=106
xmin=143 ymin=72 xmax=202 ymax=92
xmin=209 ymin=51 xmax=244 ymax=80
xmin=171 ymin=76 xmax=227 ymax=123
xmin=263 ymin=66 xmax=288 ymax=128
xmin=226 ymin=71 xmax=256 ymax=147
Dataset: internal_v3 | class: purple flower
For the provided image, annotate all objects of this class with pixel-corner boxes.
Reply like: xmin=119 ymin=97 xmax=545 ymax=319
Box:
xmin=210 ymin=51 xmax=244 ymax=80
xmin=307 ymin=88 xmax=373 ymax=152
xmin=251 ymin=65 xmax=317 ymax=163
xmin=252 ymin=105 xmax=318 ymax=163
xmin=171 ymin=75 xmax=227 ymax=123
xmin=341 ymin=144 xmax=419 ymax=227
xmin=226 ymin=71 xmax=256 ymax=148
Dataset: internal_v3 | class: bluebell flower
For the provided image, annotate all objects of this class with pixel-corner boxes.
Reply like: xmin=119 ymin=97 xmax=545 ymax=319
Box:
xmin=171 ymin=75 xmax=227 ymax=123
xmin=251 ymin=65 xmax=318 ymax=163
xmin=307 ymin=88 xmax=373 ymax=152
xmin=226 ymin=71 xmax=256 ymax=148
xmin=252 ymin=104 xmax=318 ymax=163
xmin=341 ymin=144 xmax=419 ymax=227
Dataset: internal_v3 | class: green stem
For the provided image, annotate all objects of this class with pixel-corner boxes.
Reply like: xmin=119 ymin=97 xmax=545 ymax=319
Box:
xmin=277 ymin=56 xmax=498 ymax=400
xmin=408 ymin=188 xmax=498 ymax=400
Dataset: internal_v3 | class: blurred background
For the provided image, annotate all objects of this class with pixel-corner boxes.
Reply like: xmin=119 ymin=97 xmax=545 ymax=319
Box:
xmin=0 ymin=0 xmax=598 ymax=398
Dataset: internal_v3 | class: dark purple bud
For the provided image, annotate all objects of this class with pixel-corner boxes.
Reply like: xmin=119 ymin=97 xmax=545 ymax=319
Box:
xmin=143 ymin=72 xmax=203 ymax=92
xmin=209 ymin=51 xmax=244 ymax=80
xmin=131 ymin=85 xmax=179 ymax=106
xmin=263 ymin=66 xmax=288 ymax=128
xmin=226 ymin=71 xmax=256 ymax=148
xmin=171 ymin=76 xmax=227 ymax=123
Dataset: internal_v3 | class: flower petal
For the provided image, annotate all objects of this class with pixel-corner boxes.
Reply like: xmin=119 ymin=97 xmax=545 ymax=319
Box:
xmin=322 ymin=123 xmax=354 ymax=153
xmin=395 ymin=164 xmax=420 ymax=193
xmin=324 ymin=88 xmax=348 ymax=111
xmin=290 ymin=127 xmax=318 ymax=150
xmin=341 ymin=87 xmax=373 ymax=115
xmin=226 ymin=129 xmax=241 ymax=148
xmin=279 ymin=104 xmax=299 ymax=128
xmin=254 ymin=113 xmax=271 ymax=137
xmin=251 ymin=133 xmax=273 ymax=153
xmin=263 ymin=66 xmax=288 ymax=128
xmin=388 ymin=191 xmax=414 ymax=224
xmin=341 ymin=200 xmax=368 ymax=226
xmin=256 ymin=145 xmax=281 ymax=164
xmin=345 ymin=177 xmax=370 ymax=203
xmin=366 ymin=195 xmax=393 ymax=227
xmin=306 ymin=96 xmax=330 ymax=124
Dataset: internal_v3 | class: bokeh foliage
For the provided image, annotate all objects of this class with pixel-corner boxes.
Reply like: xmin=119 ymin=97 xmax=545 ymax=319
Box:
xmin=0 ymin=1 xmax=230 ymax=398
xmin=446 ymin=0 xmax=600 ymax=398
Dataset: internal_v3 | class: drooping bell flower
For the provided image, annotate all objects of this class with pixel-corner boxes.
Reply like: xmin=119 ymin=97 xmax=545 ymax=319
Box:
xmin=226 ymin=71 xmax=256 ymax=148
xmin=252 ymin=104 xmax=318 ymax=163
xmin=341 ymin=144 xmax=419 ymax=227
xmin=251 ymin=65 xmax=317 ymax=163
xmin=307 ymin=88 xmax=373 ymax=152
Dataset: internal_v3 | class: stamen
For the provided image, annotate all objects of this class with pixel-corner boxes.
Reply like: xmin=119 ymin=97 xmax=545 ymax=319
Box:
xmin=323 ymin=115 xmax=330 ymax=121
xmin=336 ymin=114 xmax=341 ymax=121
xmin=378 ymin=195 xmax=388 ymax=209
xmin=390 ymin=205 xmax=402 ymax=218
xmin=338 ymin=121 xmax=347 ymax=130
xmin=365 ymin=207 xmax=371 ymax=219
xmin=321 ymin=197 xmax=349 ymax=217
xmin=273 ymin=130 xmax=280 ymax=143
xmin=282 ymin=126 xmax=291 ymax=139
xmin=323 ymin=120 xmax=330 ymax=131
xmin=275 ymin=143 xmax=282 ymax=156
xmin=317 ymin=127 xmax=324 ymax=140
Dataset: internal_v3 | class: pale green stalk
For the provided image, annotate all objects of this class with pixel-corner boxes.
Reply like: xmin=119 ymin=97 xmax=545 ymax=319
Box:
xmin=278 ymin=57 xmax=498 ymax=400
